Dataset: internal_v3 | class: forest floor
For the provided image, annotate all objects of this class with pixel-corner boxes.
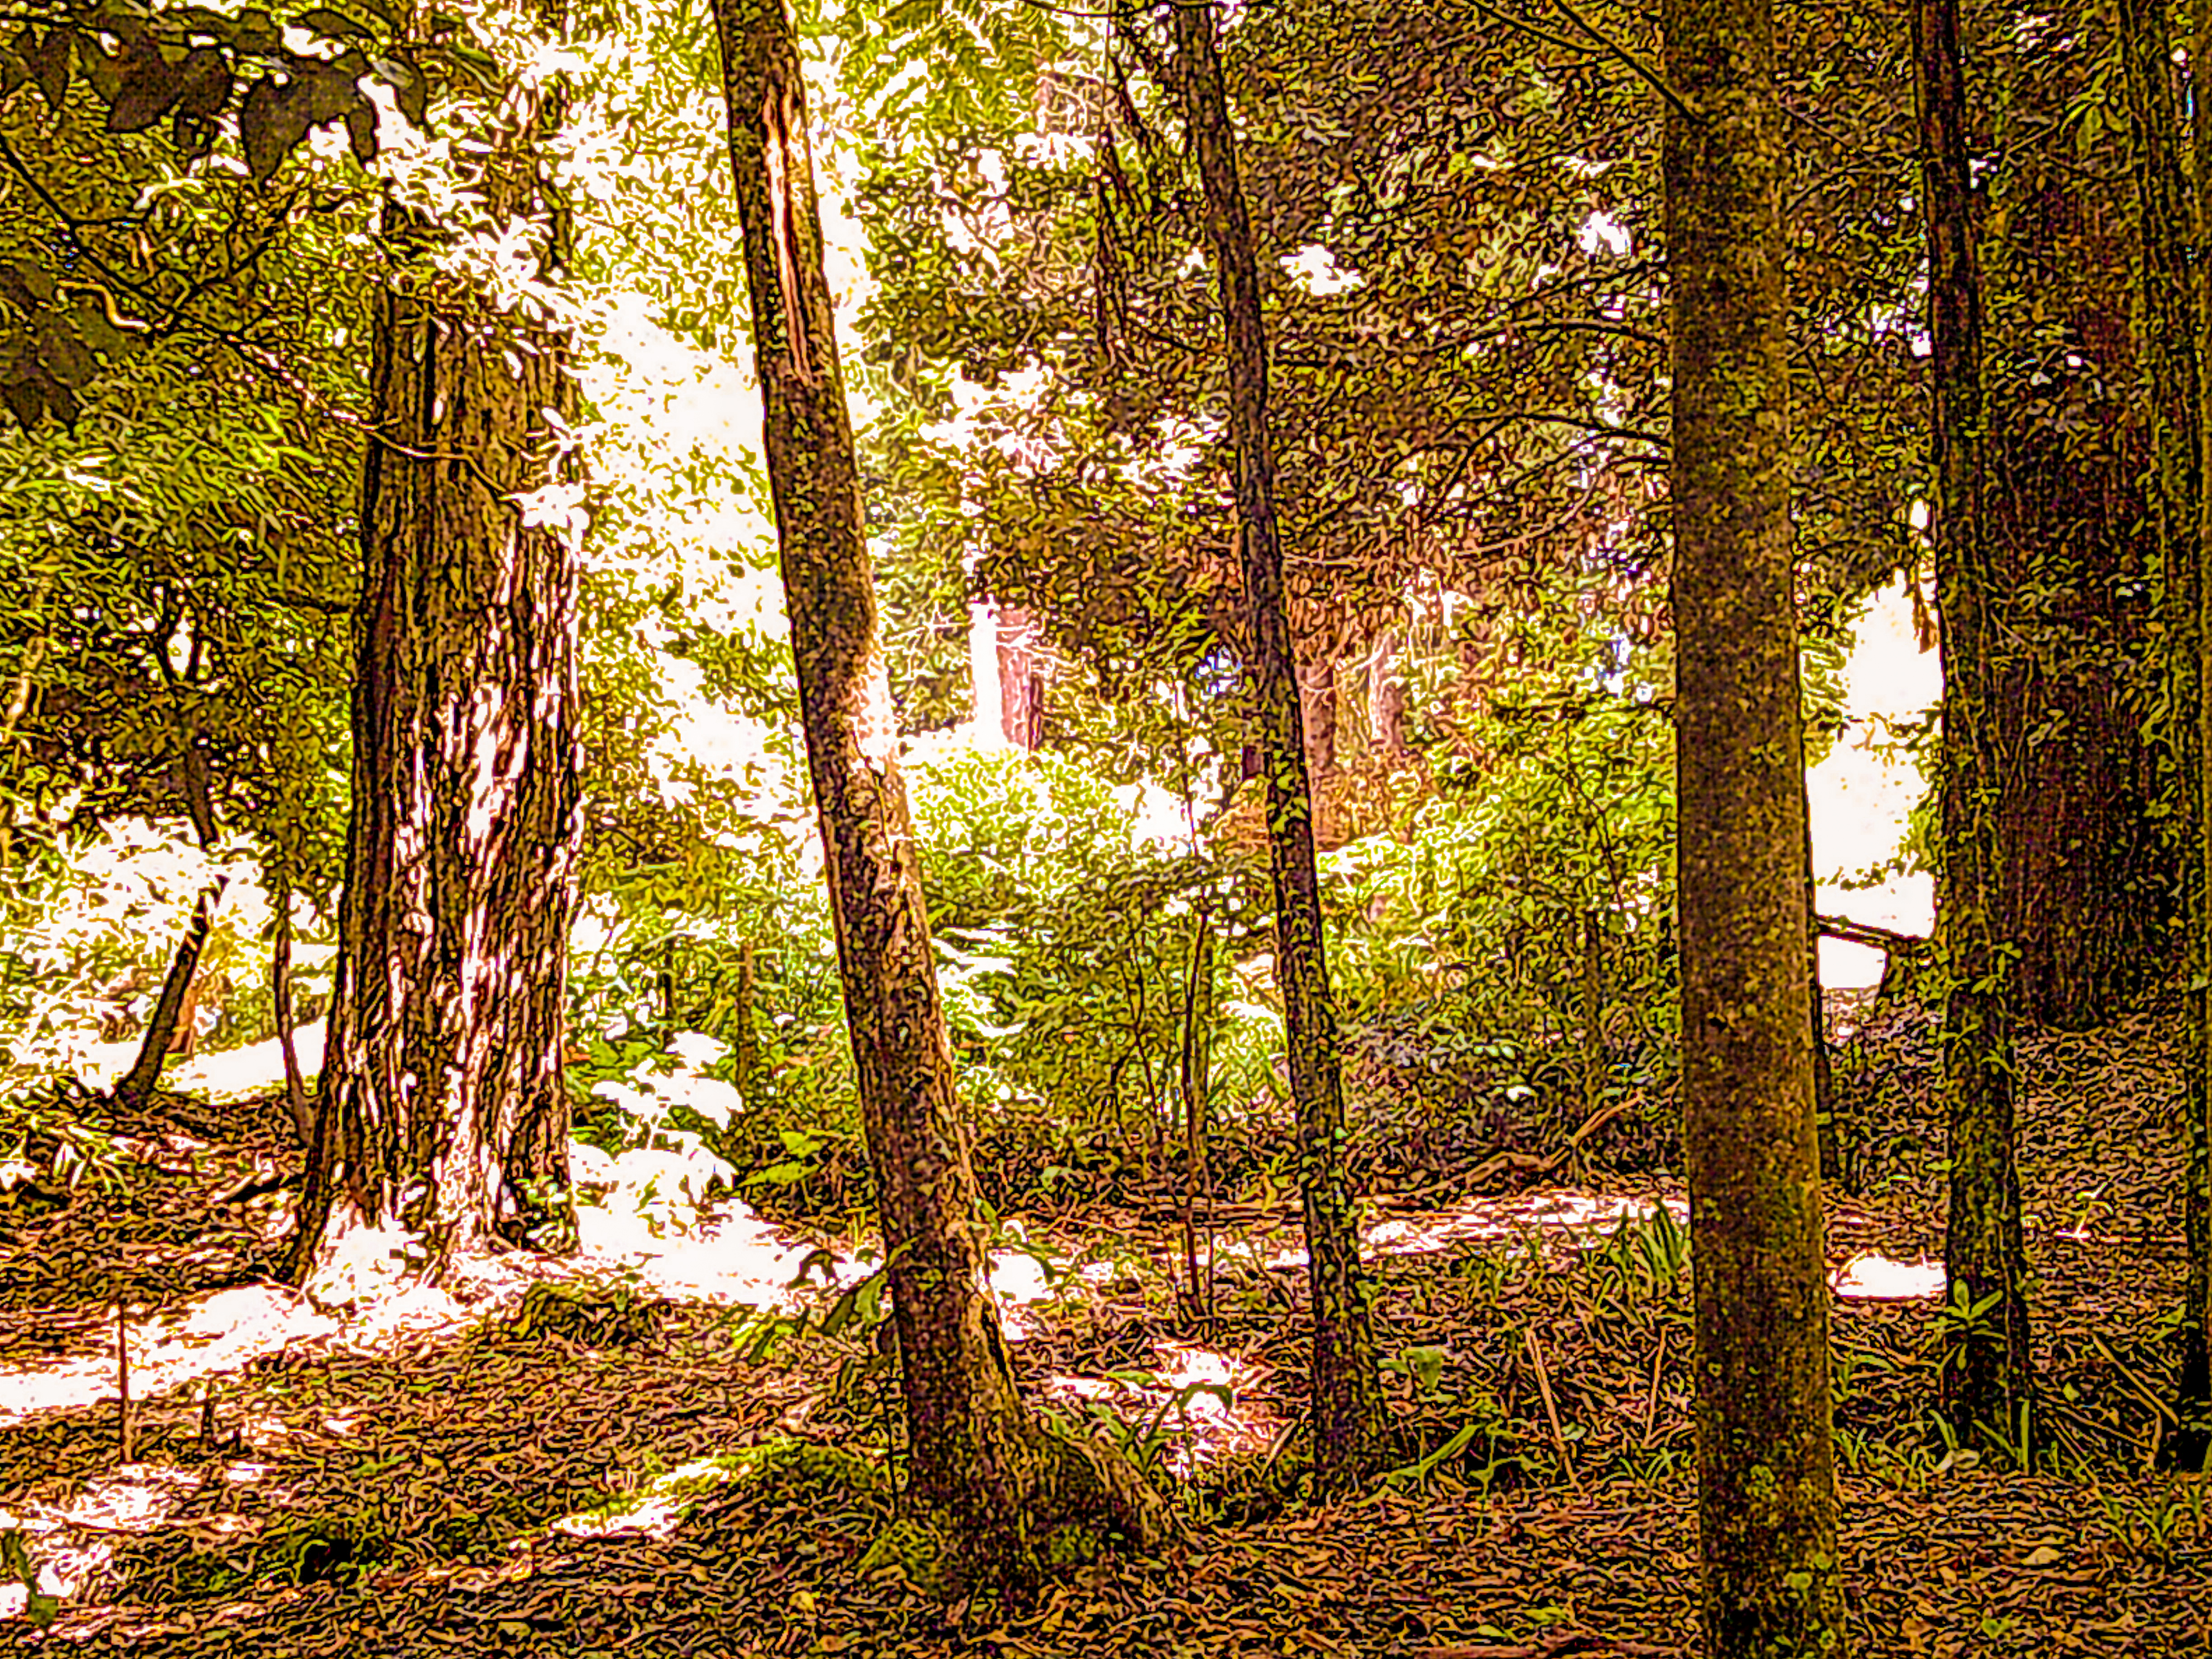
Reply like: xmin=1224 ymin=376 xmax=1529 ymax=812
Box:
xmin=2 ymin=994 xmax=2208 ymax=1658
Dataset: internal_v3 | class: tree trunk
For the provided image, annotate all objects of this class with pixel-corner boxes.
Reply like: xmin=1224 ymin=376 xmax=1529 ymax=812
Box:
xmin=113 ymin=742 xmax=225 ymax=1108
xmin=112 ymin=877 xmax=225 ymax=1106
xmin=2117 ymin=0 xmax=2212 ymax=1471
xmin=1170 ymin=0 xmax=1390 ymax=1495
xmin=1980 ymin=15 xmax=2175 ymax=1031
xmin=271 ymin=869 xmax=314 ymax=1148
xmin=289 ymin=18 xmax=583 ymax=1293
xmin=1917 ymin=0 xmax=2035 ymax=1454
xmin=710 ymin=0 xmax=1170 ymax=1589
xmin=1664 ymin=0 xmax=1848 ymax=1646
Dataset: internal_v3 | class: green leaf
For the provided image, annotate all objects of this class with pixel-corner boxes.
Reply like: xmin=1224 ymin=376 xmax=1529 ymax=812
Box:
xmin=23 ymin=24 xmax=72 ymax=112
xmin=104 ymin=44 xmax=187 ymax=133
xmin=239 ymin=75 xmax=308 ymax=184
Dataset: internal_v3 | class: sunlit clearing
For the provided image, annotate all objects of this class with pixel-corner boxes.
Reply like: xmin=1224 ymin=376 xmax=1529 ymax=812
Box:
xmin=1831 ymin=1252 xmax=1945 ymax=1301
xmin=1356 ymin=1191 xmax=1688 ymax=1262
xmin=1809 ymin=580 xmax=1937 ymax=989
xmin=581 ymin=1198 xmax=865 ymax=1310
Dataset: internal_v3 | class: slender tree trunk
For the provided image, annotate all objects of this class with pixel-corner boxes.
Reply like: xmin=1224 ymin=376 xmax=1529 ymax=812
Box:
xmin=114 ymin=744 xmax=225 ymax=1108
xmin=2187 ymin=0 xmax=2212 ymax=1476
xmin=1664 ymin=0 xmax=1847 ymax=1647
xmin=2117 ymin=0 xmax=2211 ymax=1470
xmin=1917 ymin=0 xmax=2034 ymax=1454
xmin=113 ymin=876 xmax=225 ymax=1106
xmin=710 ymin=0 xmax=1169 ymax=1588
xmin=271 ymin=870 xmax=314 ymax=1148
xmin=289 ymin=9 xmax=583 ymax=1291
xmin=1169 ymin=0 xmax=1390 ymax=1495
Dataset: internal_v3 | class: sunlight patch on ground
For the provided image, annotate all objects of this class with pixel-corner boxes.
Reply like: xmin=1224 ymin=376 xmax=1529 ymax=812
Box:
xmin=0 ymin=1463 xmax=205 ymax=1612
xmin=1042 ymin=1338 xmax=1279 ymax=1475
xmin=1831 ymin=1252 xmax=1945 ymax=1301
xmin=0 ymin=1285 xmax=334 ymax=1429
xmin=551 ymin=1453 xmax=736 ymax=1542
xmin=1359 ymin=1190 xmax=1687 ymax=1261
xmin=70 ymin=1023 xmax=326 ymax=1104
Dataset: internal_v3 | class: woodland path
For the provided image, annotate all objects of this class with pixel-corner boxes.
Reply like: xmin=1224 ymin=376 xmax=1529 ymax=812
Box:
xmin=1 ymin=997 xmax=2207 ymax=1657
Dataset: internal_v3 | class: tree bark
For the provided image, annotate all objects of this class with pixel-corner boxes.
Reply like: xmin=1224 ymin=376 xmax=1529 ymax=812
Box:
xmin=289 ymin=14 xmax=583 ymax=1291
xmin=113 ymin=742 xmax=225 ymax=1108
xmin=2116 ymin=0 xmax=2211 ymax=1471
xmin=271 ymin=869 xmax=314 ymax=1148
xmin=1980 ymin=15 xmax=2175 ymax=1031
xmin=710 ymin=0 xmax=1170 ymax=1588
xmin=1664 ymin=0 xmax=1848 ymax=1647
xmin=1917 ymin=0 xmax=2035 ymax=1454
xmin=1170 ymin=0 xmax=1391 ymax=1495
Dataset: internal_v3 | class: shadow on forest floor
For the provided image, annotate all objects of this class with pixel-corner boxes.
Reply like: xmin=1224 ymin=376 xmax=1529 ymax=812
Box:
xmin=2 ymin=993 xmax=2208 ymax=1657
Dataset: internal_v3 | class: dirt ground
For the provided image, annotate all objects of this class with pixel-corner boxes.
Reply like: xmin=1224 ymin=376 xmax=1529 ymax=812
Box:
xmin=3 ymin=994 xmax=2209 ymax=1658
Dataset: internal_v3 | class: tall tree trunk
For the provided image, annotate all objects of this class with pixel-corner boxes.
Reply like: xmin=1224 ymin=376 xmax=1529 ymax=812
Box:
xmin=1169 ymin=0 xmax=1390 ymax=1495
xmin=289 ymin=14 xmax=583 ymax=1292
xmin=1918 ymin=0 xmax=2035 ymax=1454
xmin=2117 ymin=0 xmax=2211 ymax=1470
xmin=1981 ymin=16 xmax=2174 ymax=1031
xmin=710 ymin=0 xmax=1169 ymax=1588
xmin=1664 ymin=0 xmax=1848 ymax=1647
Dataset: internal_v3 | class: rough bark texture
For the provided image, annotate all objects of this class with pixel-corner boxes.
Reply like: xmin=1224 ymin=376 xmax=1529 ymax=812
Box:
xmin=1917 ymin=0 xmax=2034 ymax=1453
xmin=1664 ymin=0 xmax=1847 ymax=1648
xmin=1172 ymin=0 xmax=1391 ymax=1495
xmin=1980 ymin=26 xmax=2175 ymax=1031
xmin=2117 ymin=0 xmax=2211 ymax=1470
xmin=711 ymin=0 xmax=1169 ymax=1588
xmin=290 ymin=20 xmax=583 ymax=1291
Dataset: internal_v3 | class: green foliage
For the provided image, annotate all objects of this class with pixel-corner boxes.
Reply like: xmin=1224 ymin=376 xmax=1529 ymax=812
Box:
xmin=1329 ymin=614 xmax=1678 ymax=1167
xmin=905 ymin=744 xmax=1278 ymax=1176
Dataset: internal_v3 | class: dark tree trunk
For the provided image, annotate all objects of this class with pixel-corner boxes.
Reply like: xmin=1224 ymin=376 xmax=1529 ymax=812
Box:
xmin=271 ymin=870 xmax=314 ymax=1148
xmin=1170 ymin=0 xmax=1390 ymax=1495
xmin=710 ymin=0 xmax=1170 ymax=1589
xmin=289 ymin=23 xmax=583 ymax=1291
xmin=1664 ymin=0 xmax=1847 ymax=1646
xmin=1918 ymin=0 xmax=2034 ymax=1453
xmin=1981 ymin=17 xmax=2175 ymax=1031
xmin=112 ymin=877 xmax=225 ymax=1106
xmin=2117 ymin=0 xmax=2211 ymax=1471
xmin=113 ymin=743 xmax=224 ymax=1108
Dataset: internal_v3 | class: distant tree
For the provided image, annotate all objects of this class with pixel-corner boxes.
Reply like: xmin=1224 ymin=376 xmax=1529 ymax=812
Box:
xmin=1917 ymin=0 xmax=2034 ymax=1454
xmin=709 ymin=0 xmax=1171 ymax=1589
xmin=1663 ymin=0 xmax=1848 ymax=1647
xmin=2114 ymin=0 xmax=2210 ymax=1471
xmin=290 ymin=5 xmax=585 ymax=1289
xmin=1165 ymin=0 xmax=1390 ymax=1494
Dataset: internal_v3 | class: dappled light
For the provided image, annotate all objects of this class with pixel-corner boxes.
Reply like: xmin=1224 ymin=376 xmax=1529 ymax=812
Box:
xmin=4 ymin=0 xmax=2208 ymax=1648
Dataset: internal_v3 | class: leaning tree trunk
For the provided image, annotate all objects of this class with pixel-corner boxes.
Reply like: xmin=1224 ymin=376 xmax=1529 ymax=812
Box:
xmin=113 ymin=743 xmax=225 ymax=1108
xmin=2116 ymin=0 xmax=2211 ymax=1471
xmin=1664 ymin=0 xmax=1847 ymax=1648
xmin=1170 ymin=0 xmax=1390 ymax=1495
xmin=1918 ymin=0 xmax=2034 ymax=1455
xmin=710 ymin=0 xmax=1170 ymax=1589
xmin=289 ymin=15 xmax=583 ymax=1293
